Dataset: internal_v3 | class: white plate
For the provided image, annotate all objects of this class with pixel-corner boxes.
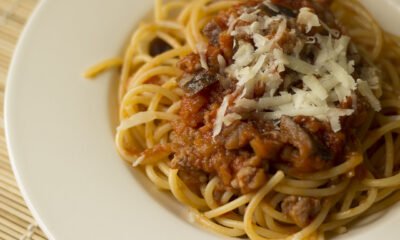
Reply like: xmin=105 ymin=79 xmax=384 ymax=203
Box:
xmin=4 ymin=0 xmax=400 ymax=239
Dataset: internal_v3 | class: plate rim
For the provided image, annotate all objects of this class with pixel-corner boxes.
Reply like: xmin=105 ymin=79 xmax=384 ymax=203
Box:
xmin=4 ymin=0 xmax=56 ymax=239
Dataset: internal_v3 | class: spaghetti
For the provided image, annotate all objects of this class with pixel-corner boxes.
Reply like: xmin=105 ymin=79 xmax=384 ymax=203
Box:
xmin=85 ymin=0 xmax=400 ymax=239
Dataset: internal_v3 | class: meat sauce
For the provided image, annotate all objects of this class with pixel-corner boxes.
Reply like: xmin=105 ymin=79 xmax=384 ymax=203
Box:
xmin=151 ymin=0 xmax=371 ymax=227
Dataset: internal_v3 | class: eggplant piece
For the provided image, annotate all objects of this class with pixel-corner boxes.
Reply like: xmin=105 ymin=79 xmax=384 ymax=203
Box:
xmin=149 ymin=37 xmax=172 ymax=56
xmin=179 ymin=69 xmax=218 ymax=95
xmin=311 ymin=135 xmax=333 ymax=161
xmin=276 ymin=5 xmax=297 ymax=18
xmin=280 ymin=116 xmax=314 ymax=161
xmin=202 ymin=19 xmax=222 ymax=46
xmin=280 ymin=116 xmax=333 ymax=162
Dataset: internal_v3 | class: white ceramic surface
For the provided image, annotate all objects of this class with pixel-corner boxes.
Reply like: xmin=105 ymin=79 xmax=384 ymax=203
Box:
xmin=4 ymin=0 xmax=400 ymax=239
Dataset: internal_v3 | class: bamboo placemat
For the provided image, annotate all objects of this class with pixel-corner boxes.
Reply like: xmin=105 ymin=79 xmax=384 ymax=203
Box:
xmin=0 ymin=0 xmax=49 ymax=239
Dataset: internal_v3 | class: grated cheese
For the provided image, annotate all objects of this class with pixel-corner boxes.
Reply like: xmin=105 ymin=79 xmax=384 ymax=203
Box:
xmin=303 ymin=75 xmax=328 ymax=100
xmin=293 ymin=40 xmax=304 ymax=58
xmin=213 ymin=96 xmax=230 ymax=137
xmin=320 ymin=20 xmax=340 ymax=38
xmin=320 ymin=75 xmax=339 ymax=91
xmin=256 ymin=18 xmax=287 ymax=54
xmin=236 ymin=98 xmax=258 ymax=109
xmin=227 ymin=15 xmax=239 ymax=34
xmin=211 ymin=3 xmax=381 ymax=135
xmin=357 ymin=79 xmax=381 ymax=111
xmin=263 ymin=0 xmax=280 ymax=13
xmin=362 ymin=67 xmax=381 ymax=90
xmin=297 ymin=8 xmax=321 ymax=33
xmin=239 ymin=11 xmax=259 ymax=22
xmin=217 ymin=54 xmax=226 ymax=74
xmin=196 ymin=42 xmax=208 ymax=70
xmin=224 ymin=113 xmax=242 ymax=126
xmin=253 ymin=33 xmax=268 ymax=50
xmin=282 ymin=54 xmax=316 ymax=75
xmin=259 ymin=93 xmax=292 ymax=108
xmin=236 ymin=93 xmax=292 ymax=110
xmin=233 ymin=41 xmax=254 ymax=67
xmin=326 ymin=61 xmax=356 ymax=100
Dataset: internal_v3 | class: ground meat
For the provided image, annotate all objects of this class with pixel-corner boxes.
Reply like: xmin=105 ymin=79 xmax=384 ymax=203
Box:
xmin=170 ymin=119 xmax=273 ymax=194
xmin=222 ymin=122 xmax=258 ymax=150
xmin=207 ymin=45 xmax=224 ymax=73
xmin=340 ymin=94 xmax=371 ymax=129
xmin=178 ymin=169 xmax=208 ymax=195
xmin=218 ymin=32 xmax=234 ymax=60
xmin=140 ymin=144 xmax=173 ymax=161
xmin=177 ymin=53 xmax=201 ymax=74
xmin=281 ymin=196 xmax=322 ymax=227
xmin=250 ymin=137 xmax=284 ymax=160
xmin=165 ymin=0 xmax=370 ymax=195
xmin=171 ymin=135 xmax=235 ymax=187
xmin=180 ymin=93 xmax=208 ymax=128
xmin=235 ymin=165 xmax=267 ymax=192
xmin=203 ymin=19 xmax=222 ymax=46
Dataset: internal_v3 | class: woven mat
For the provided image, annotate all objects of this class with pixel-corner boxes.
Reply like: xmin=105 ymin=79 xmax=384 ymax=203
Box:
xmin=0 ymin=0 xmax=48 ymax=239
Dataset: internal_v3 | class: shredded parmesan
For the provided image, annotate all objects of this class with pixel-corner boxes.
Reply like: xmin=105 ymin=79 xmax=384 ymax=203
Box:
xmin=357 ymin=79 xmax=381 ymax=111
xmin=217 ymin=54 xmax=226 ymax=74
xmin=236 ymin=94 xmax=292 ymax=110
xmin=263 ymin=0 xmax=279 ymax=13
xmin=196 ymin=42 xmax=208 ymax=70
xmin=293 ymin=40 xmax=304 ymax=58
xmin=283 ymin=54 xmax=316 ymax=75
xmin=320 ymin=20 xmax=340 ymax=38
xmin=326 ymin=61 xmax=356 ymax=99
xmin=320 ymin=75 xmax=339 ymax=91
xmin=297 ymin=8 xmax=321 ymax=33
xmin=233 ymin=41 xmax=254 ymax=67
xmin=259 ymin=94 xmax=292 ymax=108
xmin=224 ymin=113 xmax=242 ymax=126
xmin=227 ymin=15 xmax=239 ymax=34
xmin=236 ymin=98 xmax=258 ymax=109
xmin=213 ymin=96 xmax=230 ymax=137
xmin=239 ymin=12 xmax=259 ymax=22
xmin=212 ymin=3 xmax=381 ymax=135
xmin=303 ymin=75 xmax=328 ymax=100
